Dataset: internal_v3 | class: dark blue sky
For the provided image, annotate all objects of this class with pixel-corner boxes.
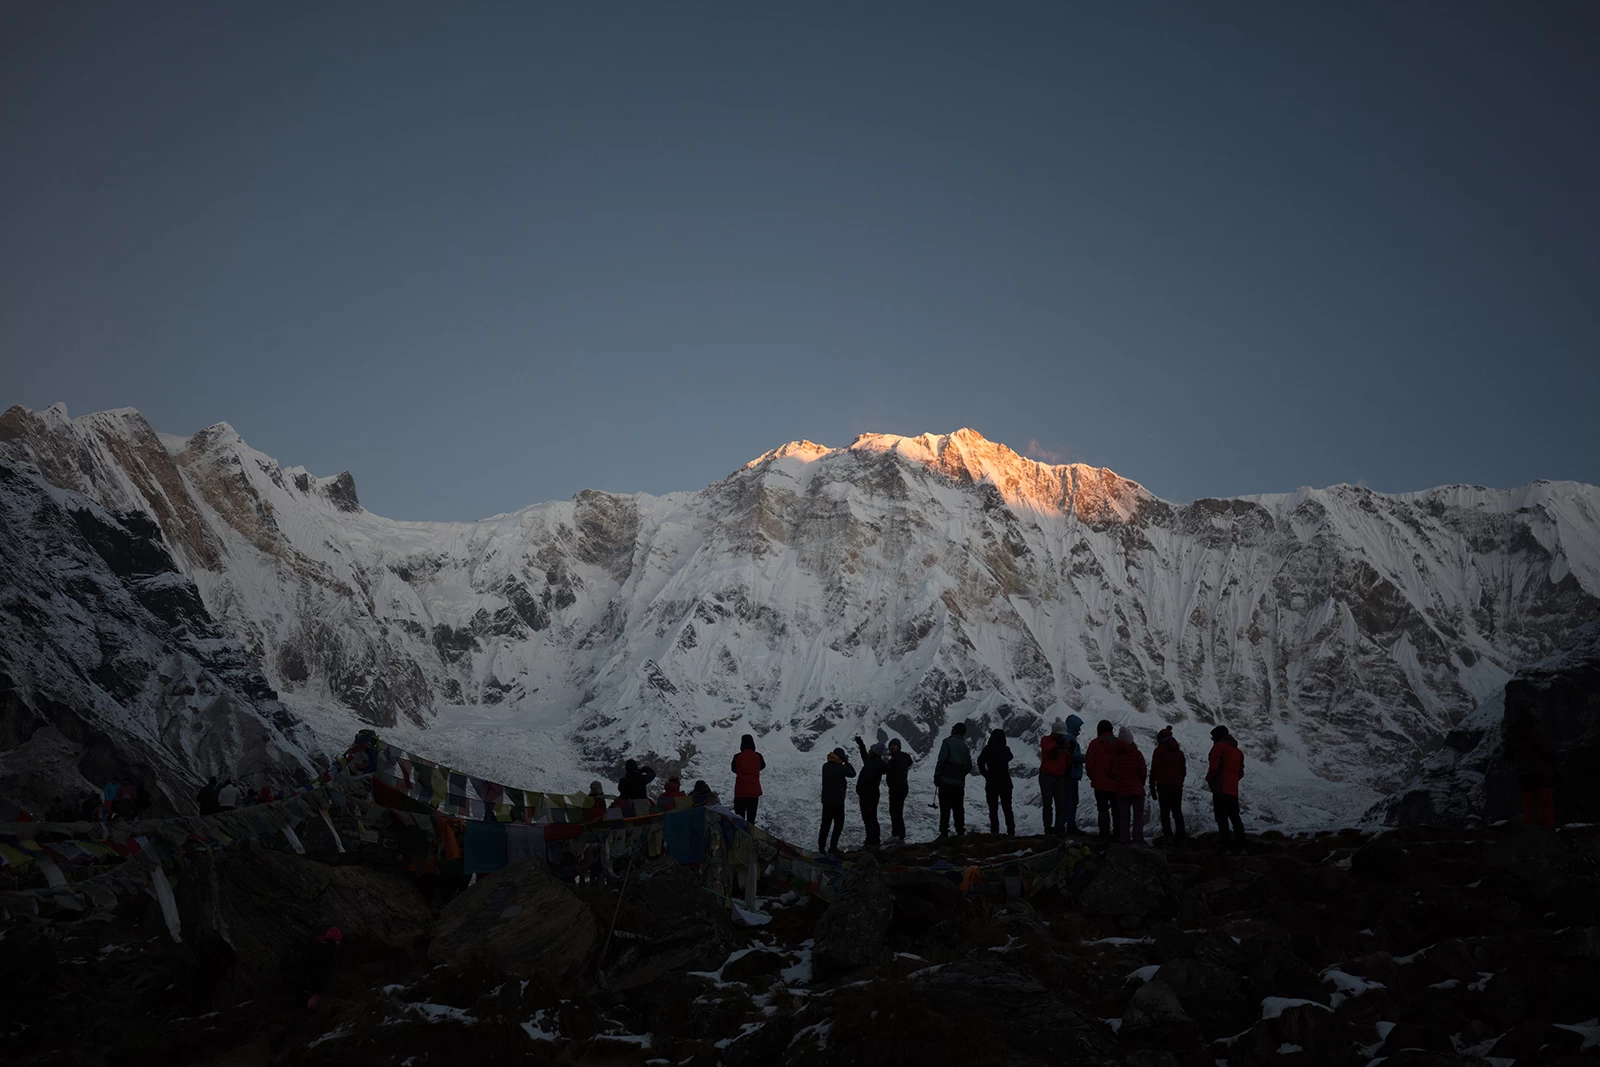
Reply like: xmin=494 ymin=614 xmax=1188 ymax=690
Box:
xmin=4 ymin=4 xmax=1596 ymax=519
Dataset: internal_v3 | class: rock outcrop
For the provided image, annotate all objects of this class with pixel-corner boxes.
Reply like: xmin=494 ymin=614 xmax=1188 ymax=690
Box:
xmin=429 ymin=858 xmax=598 ymax=980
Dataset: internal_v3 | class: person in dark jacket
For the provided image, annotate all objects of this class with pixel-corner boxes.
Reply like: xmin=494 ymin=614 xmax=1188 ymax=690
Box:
xmin=1110 ymin=727 xmax=1148 ymax=845
xmin=977 ymin=729 xmax=1016 ymax=836
xmin=730 ymin=734 xmax=765 ymax=824
xmin=934 ymin=723 xmax=976 ymax=838
xmin=618 ymin=759 xmax=656 ymax=801
xmin=690 ymin=779 xmax=718 ymax=806
xmin=1084 ymin=720 xmax=1118 ymax=840
xmin=1507 ymin=710 xmax=1557 ymax=829
xmin=1149 ymin=726 xmax=1187 ymax=843
xmin=885 ymin=739 xmax=913 ymax=843
xmin=819 ymin=748 xmax=856 ymax=853
xmin=854 ymin=737 xmax=888 ymax=847
xmin=196 ymin=776 xmax=221 ymax=816
xmin=1206 ymin=726 xmax=1247 ymax=851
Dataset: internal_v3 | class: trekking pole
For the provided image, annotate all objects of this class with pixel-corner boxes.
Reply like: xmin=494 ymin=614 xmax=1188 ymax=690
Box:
xmin=599 ymin=850 xmax=636 ymax=978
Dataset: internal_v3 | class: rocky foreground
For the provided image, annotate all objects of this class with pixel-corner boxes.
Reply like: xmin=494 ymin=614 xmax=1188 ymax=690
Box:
xmin=4 ymin=823 xmax=1600 ymax=1067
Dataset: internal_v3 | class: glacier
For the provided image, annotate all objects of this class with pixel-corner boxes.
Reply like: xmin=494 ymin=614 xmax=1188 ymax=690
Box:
xmin=3 ymin=404 xmax=1597 ymax=844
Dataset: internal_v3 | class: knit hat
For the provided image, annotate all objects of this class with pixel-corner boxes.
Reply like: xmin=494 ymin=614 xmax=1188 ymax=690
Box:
xmin=1210 ymin=725 xmax=1230 ymax=741
xmin=1157 ymin=726 xmax=1173 ymax=741
xmin=1116 ymin=726 xmax=1135 ymax=743
xmin=871 ymin=742 xmax=887 ymax=756
xmin=1051 ymin=717 xmax=1067 ymax=734
xmin=827 ymin=750 xmax=843 ymax=763
xmin=589 ymin=780 xmax=604 ymax=796
xmin=318 ymin=926 xmax=343 ymax=942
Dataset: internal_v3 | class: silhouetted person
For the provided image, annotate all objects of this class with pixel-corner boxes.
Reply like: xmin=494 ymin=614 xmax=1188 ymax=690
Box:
xmin=197 ymin=776 xmax=221 ymax=816
xmin=1507 ymin=709 xmax=1557 ymax=829
xmin=978 ymin=728 xmax=1016 ymax=836
xmin=934 ymin=722 xmax=976 ymax=838
xmin=731 ymin=734 xmax=765 ymax=824
xmin=1110 ymin=726 xmax=1148 ymax=846
xmin=617 ymin=759 xmax=655 ymax=801
xmin=818 ymin=748 xmax=856 ymax=854
xmin=854 ymin=737 xmax=888 ymax=847
xmin=1084 ymin=720 xmax=1118 ymax=840
xmin=1206 ymin=726 xmax=1246 ymax=851
xmin=1038 ymin=716 xmax=1082 ymax=837
xmin=885 ymin=739 xmax=912 ymax=843
xmin=1149 ymin=725 xmax=1187 ymax=843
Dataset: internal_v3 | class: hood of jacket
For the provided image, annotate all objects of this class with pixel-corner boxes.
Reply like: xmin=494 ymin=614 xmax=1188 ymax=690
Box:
xmin=1064 ymin=714 xmax=1084 ymax=739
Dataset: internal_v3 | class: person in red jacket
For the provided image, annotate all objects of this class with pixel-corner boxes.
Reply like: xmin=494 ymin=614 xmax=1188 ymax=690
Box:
xmin=1148 ymin=726 xmax=1187 ymax=843
xmin=730 ymin=734 xmax=766 ymax=825
xmin=1206 ymin=725 xmax=1247 ymax=851
xmin=657 ymin=777 xmax=686 ymax=808
xmin=1109 ymin=727 xmax=1148 ymax=845
xmin=1084 ymin=720 xmax=1119 ymax=841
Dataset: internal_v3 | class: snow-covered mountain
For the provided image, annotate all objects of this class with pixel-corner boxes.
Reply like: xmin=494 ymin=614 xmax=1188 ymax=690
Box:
xmin=4 ymin=403 xmax=1598 ymax=839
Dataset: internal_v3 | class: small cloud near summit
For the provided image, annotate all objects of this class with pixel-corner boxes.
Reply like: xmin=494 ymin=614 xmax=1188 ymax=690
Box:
xmin=1025 ymin=439 xmax=1068 ymax=465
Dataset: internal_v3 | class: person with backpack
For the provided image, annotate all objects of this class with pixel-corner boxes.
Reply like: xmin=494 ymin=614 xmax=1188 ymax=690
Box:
xmin=657 ymin=776 xmax=686 ymax=806
xmin=1083 ymin=720 xmax=1119 ymax=841
xmin=885 ymin=738 xmax=913 ymax=843
xmin=1206 ymin=726 xmax=1247 ymax=851
xmin=934 ymin=722 xmax=977 ymax=838
xmin=977 ymin=728 xmax=1016 ymax=836
xmin=730 ymin=734 xmax=765 ymax=824
xmin=1149 ymin=725 xmax=1187 ymax=843
xmin=818 ymin=747 xmax=856 ymax=854
xmin=617 ymin=759 xmax=656 ymax=800
xmin=853 ymin=737 xmax=888 ymax=847
xmin=1110 ymin=726 xmax=1148 ymax=845
xmin=1037 ymin=716 xmax=1079 ymax=837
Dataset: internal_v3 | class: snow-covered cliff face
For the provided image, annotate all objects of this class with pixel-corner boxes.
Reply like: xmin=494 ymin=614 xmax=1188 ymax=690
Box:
xmin=0 ymin=455 xmax=313 ymax=816
xmin=4 ymin=404 xmax=1598 ymax=836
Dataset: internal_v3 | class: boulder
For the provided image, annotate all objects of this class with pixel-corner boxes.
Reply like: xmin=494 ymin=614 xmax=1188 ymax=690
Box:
xmin=1232 ymin=1001 xmax=1354 ymax=1067
xmin=429 ymin=858 xmax=597 ymax=980
xmin=1078 ymin=846 xmax=1177 ymax=917
xmin=1488 ymin=1021 xmax=1586 ymax=1060
xmin=1351 ymin=842 xmax=1411 ymax=883
xmin=1153 ymin=956 xmax=1253 ymax=1038
xmin=614 ymin=856 xmax=741 ymax=972
xmin=813 ymin=852 xmax=893 ymax=981
xmin=722 ymin=948 xmax=787 ymax=984
xmin=1377 ymin=1021 xmax=1455 ymax=1056
xmin=1120 ymin=978 xmax=1201 ymax=1050
xmin=176 ymin=847 xmax=431 ymax=995
xmin=910 ymin=955 xmax=1119 ymax=1064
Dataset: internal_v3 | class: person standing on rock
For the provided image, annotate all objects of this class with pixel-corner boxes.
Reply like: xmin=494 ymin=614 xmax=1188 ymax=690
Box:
xmin=885 ymin=739 xmax=913 ymax=844
xmin=978 ymin=728 xmax=1017 ymax=836
xmin=617 ymin=759 xmax=656 ymax=801
xmin=196 ymin=775 xmax=221 ymax=816
xmin=854 ymin=737 xmax=888 ymax=847
xmin=1149 ymin=726 xmax=1187 ymax=843
xmin=1085 ymin=720 xmax=1119 ymax=841
xmin=1111 ymin=727 xmax=1148 ymax=845
xmin=934 ymin=722 xmax=977 ymax=838
xmin=730 ymin=734 xmax=765 ymax=824
xmin=1507 ymin=709 xmax=1557 ymax=829
xmin=1038 ymin=718 xmax=1074 ymax=837
xmin=1206 ymin=726 xmax=1247 ymax=851
xmin=819 ymin=747 xmax=856 ymax=854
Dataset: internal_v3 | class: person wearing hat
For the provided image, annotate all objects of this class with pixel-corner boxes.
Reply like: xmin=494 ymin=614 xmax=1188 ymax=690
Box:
xmin=1038 ymin=716 xmax=1081 ymax=838
xmin=977 ymin=728 xmax=1016 ymax=836
xmin=1149 ymin=725 xmax=1187 ymax=843
xmin=658 ymin=776 xmax=686 ymax=807
xmin=1205 ymin=726 xmax=1247 ymax=851
xmin=585 ymin=780 xmax=607 ymax=823
xmin=818 ymin=746 xmax=856 ymax=853
xmin=1084 ymin=720 xmax=1120 ymax=841
xmin=853 ymin=736 xmax=889 ymax=847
